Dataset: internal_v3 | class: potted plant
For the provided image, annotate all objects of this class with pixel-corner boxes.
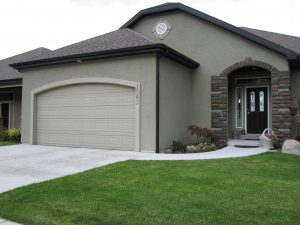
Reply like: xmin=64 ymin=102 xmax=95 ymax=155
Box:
xmin=239 ymin=128 xmax=247 ymax=139
xmin=260 ymin=128 xmax=277 ymax=149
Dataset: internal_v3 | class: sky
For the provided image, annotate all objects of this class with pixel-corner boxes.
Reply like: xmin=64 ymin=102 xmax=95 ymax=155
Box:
xmin=0 ymin=0 xmax=299 ymax=60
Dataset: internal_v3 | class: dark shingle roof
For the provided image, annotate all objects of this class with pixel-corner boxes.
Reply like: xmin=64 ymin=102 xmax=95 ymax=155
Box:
xmin=0 ymin=47 xmax=51 ymax=81
xmin=11 ymin=28 xmax=199 ymax=70
xmin=26 ymin=29 xmax=156 ymax=62
xmin=241 ymin=27 xmax=300 ymax=54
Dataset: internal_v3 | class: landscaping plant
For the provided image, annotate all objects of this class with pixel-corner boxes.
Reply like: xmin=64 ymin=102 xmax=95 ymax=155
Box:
xmin=171 ymin=140 xmax=186 ymax=152
xmin=187 ymin=125 xmax=213 ymax=143
xmin=0 ymin=129 xmax=8 ymax=142
xmin=0 ymin=128 xmax=21 ymax=143
xmin=7 ymin=128 xmax=21 ymax=142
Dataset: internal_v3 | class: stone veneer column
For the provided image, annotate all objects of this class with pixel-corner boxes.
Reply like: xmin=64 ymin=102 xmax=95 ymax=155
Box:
xmin=271 ymin=71 xmax=292 ymax=141
xmin=211 ymin=75 xmax=228 ymax=143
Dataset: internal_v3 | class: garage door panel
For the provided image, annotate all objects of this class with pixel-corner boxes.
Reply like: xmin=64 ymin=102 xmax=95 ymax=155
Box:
xmin=38 ymin=94 xmax=135 ymax=107
xmin=37 ymin=119 xmax=135 ymax=132
xmin=37 ymin=107 xmax=135 ymax=119
xmin=37 ymin=133 xmax=134 ymax=150
xmin=37 ymin=130 xmax=135 ymax=136
xmin=36 ymin=83 xmax=136 ymax=150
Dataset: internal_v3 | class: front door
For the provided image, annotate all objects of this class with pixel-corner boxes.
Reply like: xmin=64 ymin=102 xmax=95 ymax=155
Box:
xmin=246 ymin=87 xmax=268 ymax=134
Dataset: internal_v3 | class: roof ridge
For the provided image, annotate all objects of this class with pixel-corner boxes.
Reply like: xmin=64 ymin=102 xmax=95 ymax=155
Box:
xmin=0 ymin=47 xmax=51 ymax=61
xmin=11 ymin=29 xmax=160 ymax=65
xmin=145 ymin=2 xmax=178 ymax=10
xmin=241 ymin=27 xmax=300 ymax=39
xmin=42 ymin=29 xmax=155 ymax=55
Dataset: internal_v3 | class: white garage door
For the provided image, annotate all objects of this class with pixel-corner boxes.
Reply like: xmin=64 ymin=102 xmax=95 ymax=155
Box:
xmin=36 ymin=83 xmax=136 ymax=150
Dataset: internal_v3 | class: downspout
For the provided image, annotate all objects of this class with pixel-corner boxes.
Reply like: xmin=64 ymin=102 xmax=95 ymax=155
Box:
xmin=156 ymin=55 xmax=160 ymax=153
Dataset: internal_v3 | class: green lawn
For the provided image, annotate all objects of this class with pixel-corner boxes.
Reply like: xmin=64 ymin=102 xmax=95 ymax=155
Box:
xmin=0 ymin=153 xmax=299 ymax=225
xmin=0 ymin=141 xmax=19 ymax=147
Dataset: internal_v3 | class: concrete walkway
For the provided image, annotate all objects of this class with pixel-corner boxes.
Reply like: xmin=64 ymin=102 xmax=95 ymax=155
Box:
xmin=135 ymin=146 xmax=268 ymax=160
xmin=0 ymin=218 xmax=20 ymax=225
xmin=0 ymin=144 xmax=268 ymax=225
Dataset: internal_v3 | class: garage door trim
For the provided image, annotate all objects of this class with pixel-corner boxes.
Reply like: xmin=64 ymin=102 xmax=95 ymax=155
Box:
xmin=30 ymin=77 xmax=140 ymax=151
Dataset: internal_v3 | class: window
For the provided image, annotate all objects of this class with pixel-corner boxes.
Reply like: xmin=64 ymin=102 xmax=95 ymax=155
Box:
xmin=236 ymin=77 xmax=271 ymax=85
xmin=250 ymin=91 xmax=255 ymax=112
xmin=0 ymin=102 xmax=12 ymax=129
xmin=236 ymin=88 xmax=243 ymax=128
xmin=259 ymin=91 xmax=264 ymax=112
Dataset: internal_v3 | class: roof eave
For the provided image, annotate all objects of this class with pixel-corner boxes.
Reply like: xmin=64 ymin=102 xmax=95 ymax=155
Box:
xmin=0 ymin=78 xmax=22 ymax=88
xmin=289 ymin=55 xmax=300 ymax=68
xmin=121 ymin=3 xmax=298 ymax=61
xmin=10 ymin=44 xmax=199 ymax=70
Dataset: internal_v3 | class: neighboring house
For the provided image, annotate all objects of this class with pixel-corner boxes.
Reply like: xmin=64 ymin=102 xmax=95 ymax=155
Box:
xmin=0 ymin=47 xmax=50 ymax=130
xmin=5 ymin=2 xmax=300 ymax=152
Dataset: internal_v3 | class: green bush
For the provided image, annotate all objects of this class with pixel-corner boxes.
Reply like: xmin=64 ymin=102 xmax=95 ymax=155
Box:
xmin=7 ymin=128 xmax=21 ymax=142
xmin=0 ymin=129 xmax=8 ymax=142
xmin=187 ymin=125 xmax=214 ymax=143
xmin=171 ymin=140 xmax=186 ymax=152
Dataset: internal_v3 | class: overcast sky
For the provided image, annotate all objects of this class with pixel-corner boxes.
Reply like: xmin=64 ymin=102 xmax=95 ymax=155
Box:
xmin=0 ymin=0 xmax=299 ymax=60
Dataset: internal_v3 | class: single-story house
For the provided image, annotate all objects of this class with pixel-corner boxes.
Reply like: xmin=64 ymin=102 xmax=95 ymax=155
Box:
xmin=1 ymin=2 xmax=299 ymax=152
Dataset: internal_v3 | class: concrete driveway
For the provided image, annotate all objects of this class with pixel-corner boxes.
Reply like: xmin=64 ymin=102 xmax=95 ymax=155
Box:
xmin=0 ymin=144 xmax=146 ymax=193
xmin=0 ymin=144 xmax=268 ymax=193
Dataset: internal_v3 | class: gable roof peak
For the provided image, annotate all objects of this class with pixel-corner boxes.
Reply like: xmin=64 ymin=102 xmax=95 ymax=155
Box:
xmin=121 ymin=2 xmax=299 ymax=61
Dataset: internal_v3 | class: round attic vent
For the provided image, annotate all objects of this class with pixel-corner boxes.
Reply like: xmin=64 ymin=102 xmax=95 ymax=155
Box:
xmin=156 ymin=22 xmax=168 ymax=35
xmin=152 ymin=19 xmax=171 ymax=39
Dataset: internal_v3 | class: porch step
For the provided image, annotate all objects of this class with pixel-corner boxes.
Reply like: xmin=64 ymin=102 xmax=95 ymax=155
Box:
xmin=240 ymin=134 xmax=260 ymax=140
xmin=227 ymin=139 xmax=261 ymax=147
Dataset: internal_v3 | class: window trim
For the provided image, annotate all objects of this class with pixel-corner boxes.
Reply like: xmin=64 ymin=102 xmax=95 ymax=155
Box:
xmin=235 ymin=87 xmax=243 ymax=128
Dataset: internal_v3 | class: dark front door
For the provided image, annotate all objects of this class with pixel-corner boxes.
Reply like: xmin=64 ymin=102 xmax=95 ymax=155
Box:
xmin=247 ymin=87 xmax=268 ymax=134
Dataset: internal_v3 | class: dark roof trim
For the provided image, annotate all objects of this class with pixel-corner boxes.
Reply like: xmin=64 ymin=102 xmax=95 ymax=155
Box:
xmin=0 ymin=78 xmax=22 ymax=86
xmin=121 ymin=3 xmax=299 ymax=61
xmin=10 ymin=44 xmax=199 ymax=70
xmin=292 ymin=55 xmax=300 ymax=68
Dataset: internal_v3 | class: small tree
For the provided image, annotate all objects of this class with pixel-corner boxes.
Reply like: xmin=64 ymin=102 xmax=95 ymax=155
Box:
xmin=187 ymin=125 xmax=213 ymax=143
xmin=187 ymin=125 xmax=201 ymax=141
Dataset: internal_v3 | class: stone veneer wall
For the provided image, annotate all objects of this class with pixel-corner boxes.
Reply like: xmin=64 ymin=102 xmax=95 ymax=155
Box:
xmin=211 ymin=58 xmax=292 ymax=143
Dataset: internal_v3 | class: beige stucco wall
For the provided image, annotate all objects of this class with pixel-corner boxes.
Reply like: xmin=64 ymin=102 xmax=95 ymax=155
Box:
xmin=291 ymin=69 xmax=300 ymax=138
xmin=132 ymin=11 xmax=289 ymax=128
xmin=159 ymin=57 xmax=192 ymax=149
xmin=21 ymin=55 xmax=157 ymax=151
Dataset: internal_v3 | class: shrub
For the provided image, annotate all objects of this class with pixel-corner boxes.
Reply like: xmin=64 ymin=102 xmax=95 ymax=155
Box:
xmin=0 ymin=129 xmax=8 ymax=142
xmin=7 ymin=128 xmax=21 ymax=142
xmin=171 ymin=140 xmax=186 ymax=152
xmin=270 ymin=136 xmax=279 ymax=145
xmin=186 ymin=142 xmax=218 ymax=153
xmin=187 ymin=125 xmax=201 ymax=140
xmin=187 ymin=125 xmax=213 ymax=143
